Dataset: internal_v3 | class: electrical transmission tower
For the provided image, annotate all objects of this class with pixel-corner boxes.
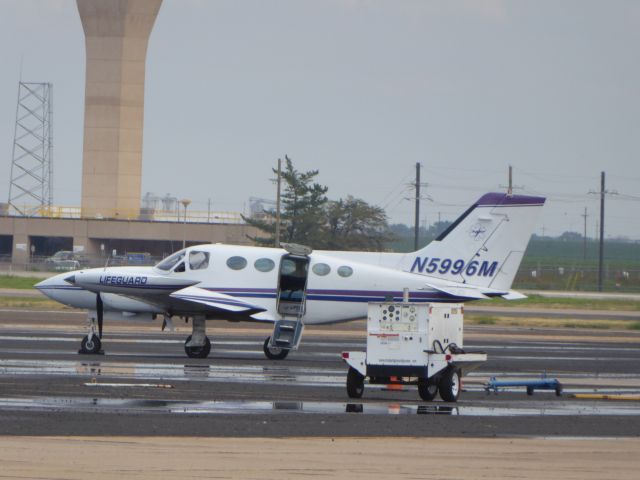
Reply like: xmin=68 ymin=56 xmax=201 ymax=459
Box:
xmin=8 ymin=82 xmax=53 ymax=216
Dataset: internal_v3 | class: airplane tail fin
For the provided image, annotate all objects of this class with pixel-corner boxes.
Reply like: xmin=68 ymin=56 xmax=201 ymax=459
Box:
xmin=403 ymin=192 xmax=545 ymax=291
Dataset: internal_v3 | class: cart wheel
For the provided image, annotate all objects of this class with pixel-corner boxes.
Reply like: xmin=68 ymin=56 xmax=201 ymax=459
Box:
xmin=418 ymin=378 xmax=438 ymax=401
xmin=346 ymin=367 xmax=365 ymax=398
xmin=555 ymin=384 xmax=563 ymax=396
xmin=439 ymin=368 xmax=461 ymax=402
xmin=526 ymin=386 xmax=534 ymax=396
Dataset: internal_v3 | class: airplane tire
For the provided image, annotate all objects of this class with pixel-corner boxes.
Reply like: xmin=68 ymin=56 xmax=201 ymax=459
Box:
xmin=80 ymin=335 xmax=101 ymax=354
xmin=439 ymin=367 xmax=461 ymax=403
xmin=184 ymin=335 xmax=211 ymax=359
xmin=418 ymin=378 xmax=438 ymax=401
xmin=263 ymin=337 xmax=289 ymax=360
xmin=346 ymin=367 xmax=365 ymax=398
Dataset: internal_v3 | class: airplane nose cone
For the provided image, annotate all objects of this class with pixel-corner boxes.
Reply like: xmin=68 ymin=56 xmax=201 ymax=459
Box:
xmin=64 ymin=275 xmax=76 ymax=285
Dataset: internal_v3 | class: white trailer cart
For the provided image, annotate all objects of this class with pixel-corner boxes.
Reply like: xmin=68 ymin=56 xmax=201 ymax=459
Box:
xmin=341 ymin=302 xmax=486 ymax=402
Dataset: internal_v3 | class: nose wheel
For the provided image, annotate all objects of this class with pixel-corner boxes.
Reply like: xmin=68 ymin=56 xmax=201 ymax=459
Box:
xmin=184 ymin=335 xmax=211 ymax=358
xmin=79 ymin=311 xmax=103 ymax=354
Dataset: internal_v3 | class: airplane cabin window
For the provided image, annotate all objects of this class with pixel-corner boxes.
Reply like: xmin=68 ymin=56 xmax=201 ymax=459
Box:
xmin=312 ymin=263 xmax=331 ymax=276
xmin=337 ymin=266 xmax=353 ymax=277
xmin=156 ymin=251 xmax=185 ymax=271
xmin=226 ymin=256 xmax=247 ymax=270
xmin=189 ymin=251 xmax=209 ymax=270
xmin=254 ymin=258 xmax=275 ymax=272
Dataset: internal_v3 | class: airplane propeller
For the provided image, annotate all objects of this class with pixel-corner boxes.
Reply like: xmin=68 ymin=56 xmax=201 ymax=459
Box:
xmin=96 ymin=293 xmax=103 ymax=339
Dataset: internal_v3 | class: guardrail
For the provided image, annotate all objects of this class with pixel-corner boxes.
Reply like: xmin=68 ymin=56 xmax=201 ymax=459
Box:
xmin=1 ymin=254 xmax=162 ymax=273
xmin=2 ymin=205 xmax=245 ymax=224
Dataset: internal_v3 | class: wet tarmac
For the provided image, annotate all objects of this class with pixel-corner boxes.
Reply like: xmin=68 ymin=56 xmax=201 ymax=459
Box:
xmin=2 ymin=396 xmax=640 ymax=417
xmin=1 ymin=309 xmax=639 ymax=437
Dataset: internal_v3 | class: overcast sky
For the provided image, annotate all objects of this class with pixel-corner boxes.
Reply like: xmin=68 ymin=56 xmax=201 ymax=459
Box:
xmin=1 ymin=0 xmax=639 ymax=239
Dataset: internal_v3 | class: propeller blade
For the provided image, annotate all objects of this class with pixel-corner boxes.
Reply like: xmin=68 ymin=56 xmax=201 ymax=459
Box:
xmin=96 ymin=293 xmax=103 ymax=339
xmin=161 ymin=316 xmax=175 ymax=332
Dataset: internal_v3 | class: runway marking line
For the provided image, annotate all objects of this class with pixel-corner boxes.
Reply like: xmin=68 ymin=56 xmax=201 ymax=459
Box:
xmin=571 ymin=394 xmax=640 ymax=401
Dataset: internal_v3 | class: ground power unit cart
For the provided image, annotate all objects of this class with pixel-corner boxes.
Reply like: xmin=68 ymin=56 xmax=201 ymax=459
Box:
xmin=342 ymin=302 xmax=486 ymax=402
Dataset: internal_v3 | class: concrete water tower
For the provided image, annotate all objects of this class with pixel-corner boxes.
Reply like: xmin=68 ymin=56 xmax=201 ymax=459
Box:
xmin=77 ymin=0 xmax=162 ymax=219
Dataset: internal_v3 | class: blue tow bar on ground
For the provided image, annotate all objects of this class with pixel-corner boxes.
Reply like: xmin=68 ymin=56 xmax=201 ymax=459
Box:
xmin=485 ymin=374 xmax=563 ymax=396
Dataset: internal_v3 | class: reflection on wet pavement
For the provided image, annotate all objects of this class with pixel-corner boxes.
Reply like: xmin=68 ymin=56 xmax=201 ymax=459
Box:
xmin=0 ymin=359 xmax=346 ymax=387
xmin=0 ymin=396 xmax=639 ymax=416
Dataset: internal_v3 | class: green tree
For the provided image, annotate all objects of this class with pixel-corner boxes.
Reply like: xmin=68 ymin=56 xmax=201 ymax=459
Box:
xmin=243 ymin=157 xmax=394 ymax=251
xmin=279 ymin=157 xmax=328 ymax=246
xmin=324 ymin=196 xmax=394 ymax=250
xmin=243 ymin=156 xmax=328 ymax=247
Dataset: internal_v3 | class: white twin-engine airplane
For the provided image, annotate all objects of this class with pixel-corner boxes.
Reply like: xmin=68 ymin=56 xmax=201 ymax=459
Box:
xmin=36 ymin=192 xmax=544 ymax=359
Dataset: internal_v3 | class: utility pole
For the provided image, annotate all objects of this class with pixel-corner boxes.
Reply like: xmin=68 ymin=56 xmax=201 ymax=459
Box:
xmin=275 ymin=157 xmax=282 ymax=248
xmin=500 ymin=165 xmax=522 ymax=196
xmin=581 ymin=207 xmax=588 ymax=260
xmin=180 ymin=198 xmax=191 ymax=249
xmin=598 ymin=171 xmax=605 ymax=292
xmin=414 ymin=162 xmax=421 ymax=251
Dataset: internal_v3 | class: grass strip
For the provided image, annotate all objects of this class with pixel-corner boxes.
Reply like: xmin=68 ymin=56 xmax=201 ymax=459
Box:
xmin=0 ymin=275 xmax=44 ymax=289
xmin=0 ymin=296 xmax=69 ymax=310
xmin=465 ymin=313 xmax=640 ymax=331
xmin=486 ymin=294 xmax=640 ymax=312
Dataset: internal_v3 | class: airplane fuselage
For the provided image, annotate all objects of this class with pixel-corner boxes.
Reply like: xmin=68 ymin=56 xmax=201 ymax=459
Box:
xmin=38 ymin=244 xmax=470 ymax=325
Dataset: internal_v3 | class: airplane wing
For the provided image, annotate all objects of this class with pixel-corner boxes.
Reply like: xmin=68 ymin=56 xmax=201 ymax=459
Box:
xmin=170 ymin=286 xmax=268 ymax=314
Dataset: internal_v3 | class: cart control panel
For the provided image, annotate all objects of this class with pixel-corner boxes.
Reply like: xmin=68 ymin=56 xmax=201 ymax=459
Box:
xmin=367 ymin=302 xmax=463 ymax=366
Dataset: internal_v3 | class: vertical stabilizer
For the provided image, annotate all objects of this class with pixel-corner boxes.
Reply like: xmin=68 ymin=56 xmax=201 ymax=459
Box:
xmin=402 ymin=193 xmax=545 ymax=291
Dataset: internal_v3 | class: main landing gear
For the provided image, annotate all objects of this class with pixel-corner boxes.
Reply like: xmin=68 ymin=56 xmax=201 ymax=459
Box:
xmin=184 ymin=315 xmax=211 ymax=359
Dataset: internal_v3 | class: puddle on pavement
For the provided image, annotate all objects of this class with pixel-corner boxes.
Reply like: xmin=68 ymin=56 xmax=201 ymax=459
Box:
xmin=0 ymin=396 xmax=640 ymax=417
xmin=2 ymin=359 xmax=640 ymax=394
xmin=0 ymin=359 xmax=346 ymax=387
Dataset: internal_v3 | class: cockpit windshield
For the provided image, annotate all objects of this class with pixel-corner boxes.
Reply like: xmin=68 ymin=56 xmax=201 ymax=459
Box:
xmin=155 ymin=251 xmax=186 ymax=271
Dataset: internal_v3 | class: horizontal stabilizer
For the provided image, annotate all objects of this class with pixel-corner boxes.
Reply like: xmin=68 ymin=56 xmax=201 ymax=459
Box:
xmin=500 ymin=290 xmax=527 ymax=300
xmin=421 ymin=283 xmax=489 ymax=300
xmin=171 ymin=287 xmax=267 ymax=314
xmin=421 ymin=279 xmax=527 ymax=301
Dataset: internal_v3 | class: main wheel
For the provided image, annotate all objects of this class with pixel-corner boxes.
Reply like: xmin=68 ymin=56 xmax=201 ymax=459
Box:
xmin=418 ymin=378 xmax=438 ymax=401
xmin=184 ymin=335 xmax=211 ymax=359
xmin=263 ymin=337 xmax=289 ymax=360
xmin=80 ymin=334 xmax=101 ymax=354
xmin=439 ymin=367 xmax=461 ymax=402
xmin=346 ymin=367 xmax=365 ymax=398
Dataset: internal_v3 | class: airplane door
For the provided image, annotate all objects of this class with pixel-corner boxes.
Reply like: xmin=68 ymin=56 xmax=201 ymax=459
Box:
xmin=277 ymin=254 xmax=310 ymax=316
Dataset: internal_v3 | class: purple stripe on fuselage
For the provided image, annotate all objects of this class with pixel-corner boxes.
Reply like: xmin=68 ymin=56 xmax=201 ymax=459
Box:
xmin=204 ymin=287 xmax=276 ymax=293
xmin=307 ymin=289 xmax=437 ymax=297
